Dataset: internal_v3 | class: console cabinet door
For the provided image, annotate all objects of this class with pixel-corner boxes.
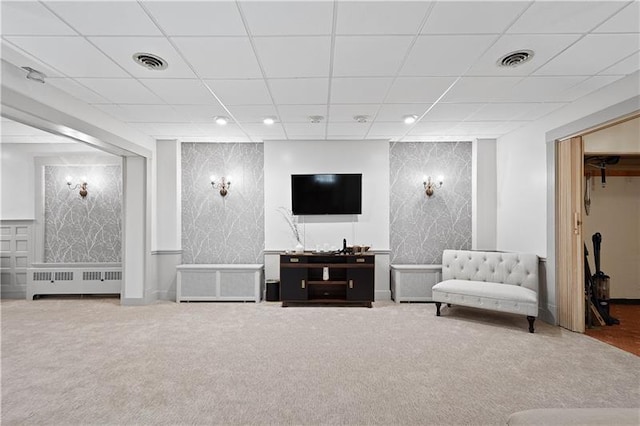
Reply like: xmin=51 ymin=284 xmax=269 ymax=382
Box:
xmin=280 ymin=267 xmax=308 ymax=301
xmin=346 ymin=257 xmax=374 ymax=301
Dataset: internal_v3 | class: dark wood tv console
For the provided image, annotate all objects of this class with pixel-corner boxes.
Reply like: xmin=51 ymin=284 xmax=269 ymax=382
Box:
xmin=280 ymin=253 xmax=375 ymax=307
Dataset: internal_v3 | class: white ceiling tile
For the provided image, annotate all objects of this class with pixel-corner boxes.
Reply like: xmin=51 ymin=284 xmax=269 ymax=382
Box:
xmin=367 ymin=122 xmax=410 ymax=136
xmin=495 ymin=76 xmax=588 ymax=103
xmin=239 ymin=1 xmax=333 ymax=36
xmin=74 ymin=78 xmax=164 ymax=104
xmin=142 ymin=1 xmax=247 ymax=36
xmin=277 ymin=105 xmax=327 ymax=123
xmin=408 ymin=121 xmax=458 ymax=135
xmin=242 ymin=123 xmax=286 ymax=138
xmin=253 ymin=37 xmax=331 ymax=78
xmin=45 ymin=1 xmax=161 ymax=36
xmin=287 ymin=135 xmax=327 ymax=141
xmin=600 ymin=51 xmax=640 ymax=76
xmin=269 ymin=78 xmax=329 ymax=105
xmin=467 ymin=34 xmax=581 ymax=76
xmin=467 ymin=103 xmax=541 ymax=121
xmin=171 ymin=37 xmax=262 ymax=79
xmin=333 ymin=36 xmax=413 ymax=77
xmin=326 ymin=123 xmax=369 ymax=137
xmin=508 ymin=1 xmax=628 ymax=34
xmin=282 ymin=123 xmax=326 ymax=137
xmin=375 ymin=104 xmax=432 ymax=122
xmin=423 ymin=1 xmax=530 ymax=34
xmin=335 ymin=1 xmax=432 ymax=35
xmin=141 ymin=79 xmax=217 ymax=105
xmin=420 ymin=103 xmax=483 ymax=121
xmin=385 ymin=77 xmax=456 ymax=103
xmin=197 ymin=124 xmax=249 ymax=137
xmin=440 ymin=76 xmax=522 ymax=103
xmin=1 ymin=2 xmax=75 ymax=35
xmin=47 ymin=78 xmax=110 ymax=104
xmin=328 ymin=104 xmax=380 ymax=123
xmin=520 ymin=103 xmax=568 ymax=121
xmin=594 ymin=1 xmax=640 ymax=33
xmin=535 ymin=34 xmax=640 ymax=76
xmin=170 ymin=105 xmax=230 ymax=122
xmin=90 ymin=104 xmax=130 ymax=122
xmin=99 ymin=104 xmax=183 ymax=123
xmin=225 ymin=105 xmax=279 ymax=123
xmin=206 ymin=79 xmax=273 ymax=105
xmin=331 ymin=78 xmax=394 ymax=103
xmin=4 ymin=36 xmax=128 ymax=78
xmin=89 ymin=37 xmax=195 ymax=79
xmin=558 ymin=75 xmax=626 ymax=102
xmin=400 ymin=35 xmax=497 ymax=76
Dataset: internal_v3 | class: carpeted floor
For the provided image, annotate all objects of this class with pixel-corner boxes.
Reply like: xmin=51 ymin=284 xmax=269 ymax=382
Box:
xmin=585 ymin=304 xmax=640 ymax=357
xmin=1 ymin=298 xmax=639 ymax=425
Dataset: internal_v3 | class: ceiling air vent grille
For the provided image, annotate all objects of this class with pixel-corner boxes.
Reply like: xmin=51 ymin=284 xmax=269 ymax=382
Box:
xmin=133 ymin=53 xmax=168 ymax=70
xmin=498 ymin=50 xmax=534 ymax=68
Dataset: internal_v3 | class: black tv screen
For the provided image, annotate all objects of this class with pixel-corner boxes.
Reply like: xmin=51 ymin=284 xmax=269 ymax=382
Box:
xmin=291 ymin=174 xmax=362 ymax=215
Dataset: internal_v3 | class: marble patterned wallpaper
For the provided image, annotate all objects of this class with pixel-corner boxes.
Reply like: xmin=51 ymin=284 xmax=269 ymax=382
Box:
xmin=44 ymin=165 xmax=122 ymax=263
xmin=390 ymin=142 xmax=472 ymax=264
xmin=182 ymin=143 xmax=264 ymax=264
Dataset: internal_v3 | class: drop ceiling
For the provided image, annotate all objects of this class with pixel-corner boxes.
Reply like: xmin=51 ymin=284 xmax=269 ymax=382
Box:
xmin=1 ymin=0 xmax=639 ymax=143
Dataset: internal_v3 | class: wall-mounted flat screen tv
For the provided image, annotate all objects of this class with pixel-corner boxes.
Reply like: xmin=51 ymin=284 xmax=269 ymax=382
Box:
xmin=291 ymin=174 xmax=362 ymax=215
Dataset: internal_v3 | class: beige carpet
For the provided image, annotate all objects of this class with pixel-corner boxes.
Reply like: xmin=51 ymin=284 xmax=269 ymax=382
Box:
xmin=1 ymin=298 xmax=638 ymax=425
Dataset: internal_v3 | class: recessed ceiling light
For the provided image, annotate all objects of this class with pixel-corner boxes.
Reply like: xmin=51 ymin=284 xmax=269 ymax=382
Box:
xmin=403 ymin=115 xmax=417 ymax=124
xmin=354 ymin=115 xmax=369 ymax=123
xmin=497 ymin=50 xmax=534 ymax=68
xmin=132 ymin=52 xmax=168 ymax=70
xmin=214 ymin=116 xmax=228 ymax=125
xmin=263 ymin=117 xmax=276 ymax=125
xmin=309 ymin=115 xmax=324 ymax=123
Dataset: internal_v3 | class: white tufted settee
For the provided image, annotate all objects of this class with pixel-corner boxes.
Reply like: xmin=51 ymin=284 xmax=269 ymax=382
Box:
xmin=432 ymin=250 xmax=539 ymax=332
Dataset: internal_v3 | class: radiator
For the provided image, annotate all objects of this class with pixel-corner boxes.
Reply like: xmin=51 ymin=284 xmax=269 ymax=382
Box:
xmin=176 ymin=264 xmax=264 ymax=303
xmin=27 ymin=264 xmax=122 ymax=300
xmin=390 ymin=264 xmax=442 ymax=302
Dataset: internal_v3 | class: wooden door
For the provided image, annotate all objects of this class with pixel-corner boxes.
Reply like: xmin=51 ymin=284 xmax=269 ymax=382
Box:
xmin=556 ymin=136 xmax=585 ymax=332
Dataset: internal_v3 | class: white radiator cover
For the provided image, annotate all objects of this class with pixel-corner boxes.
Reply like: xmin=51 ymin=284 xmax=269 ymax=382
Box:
xmin=176 ymin=264 xmax=264 ymax=303
xmin=391 ymin=264 xmax=442 ymax=302
xmin=27 ymin=263 xmax=122 ymax=299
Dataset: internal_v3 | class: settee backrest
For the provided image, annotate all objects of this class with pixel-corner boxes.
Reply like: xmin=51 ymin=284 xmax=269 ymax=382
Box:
xmin=442 ymin=250 xmax=539 ymax=293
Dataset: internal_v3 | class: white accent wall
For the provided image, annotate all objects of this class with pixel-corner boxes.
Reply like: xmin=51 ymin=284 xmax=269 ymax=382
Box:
xmin=264 ymin=140 xmax=390 ymax=251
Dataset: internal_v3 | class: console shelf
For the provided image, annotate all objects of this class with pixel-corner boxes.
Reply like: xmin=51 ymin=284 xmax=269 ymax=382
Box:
xmin=280 ymin=253 xmax=375 ymax=307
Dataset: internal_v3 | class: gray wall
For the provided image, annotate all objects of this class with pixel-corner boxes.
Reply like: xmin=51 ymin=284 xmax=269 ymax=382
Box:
xmin=390 ymin=142 xmax=472 ymax=264
xmin=44 ymin=165 xmax=122 ymax=263
xmin=182 ymin=143 xmax=264 ymax=264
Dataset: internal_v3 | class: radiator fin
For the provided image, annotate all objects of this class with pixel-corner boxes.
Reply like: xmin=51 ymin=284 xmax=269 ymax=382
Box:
xmin=54 ymin=271 xmax=73 ymax=281
xmin=83 ymin=271 xmax=102 ymax=281
xmin=104 ymin=271 xmax=122 ymax=281
xmin=33 ymin=272 xmax=52 ymax=281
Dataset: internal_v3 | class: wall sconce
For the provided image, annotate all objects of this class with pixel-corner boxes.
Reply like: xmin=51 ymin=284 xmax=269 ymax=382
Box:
xmin=423 ymin=175 xmax=444 ymax=197
xmin=66 ymin=176 xmax=88 ymax=199
xmin=210 ymin=175 xmax=231 ymax=197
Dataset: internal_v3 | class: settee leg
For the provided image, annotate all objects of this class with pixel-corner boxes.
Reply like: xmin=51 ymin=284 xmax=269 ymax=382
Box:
xmin=435 ymin=302 xmax=441 ymax=316
xmin=527 ymin=316 xmax=535 ymax=333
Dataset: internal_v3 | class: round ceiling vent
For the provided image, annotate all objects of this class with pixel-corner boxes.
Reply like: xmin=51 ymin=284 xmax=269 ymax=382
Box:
xmin=132 ymin=53 xmax=168 ymax=70
xmin=497 ymin=50 xmax=534 ymax=68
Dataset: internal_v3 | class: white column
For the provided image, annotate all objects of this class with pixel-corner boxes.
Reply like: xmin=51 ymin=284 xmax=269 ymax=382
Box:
xmin=122 ymin=156 xmax=147 ymax=302
xmin=472 ymin=139 xmax=497 ymax=250
xmin=154 ymin=139 xmax=182 ymax=300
